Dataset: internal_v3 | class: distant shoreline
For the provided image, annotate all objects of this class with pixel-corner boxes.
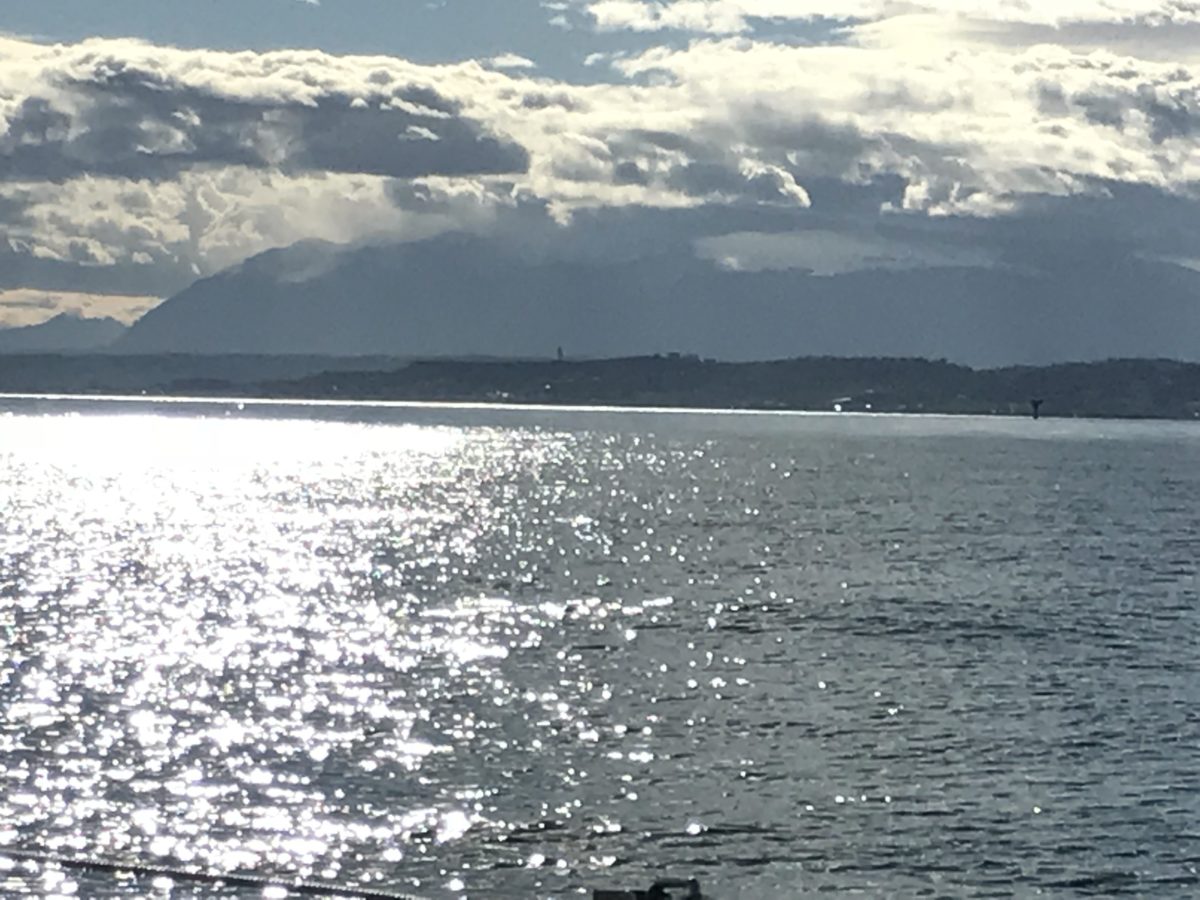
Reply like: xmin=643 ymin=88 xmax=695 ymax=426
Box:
xmin=0 ymin=390 xmax=1016 ymax=420
xmin=2 ymin=391 xmax=1198 ymax=428
xmin=2 ymin=354 xmax=1199 ymax=421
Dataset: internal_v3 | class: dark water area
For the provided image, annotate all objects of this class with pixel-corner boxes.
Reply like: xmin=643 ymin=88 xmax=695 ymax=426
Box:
xmin=1 ymin=399 xmax=1198 ymax=897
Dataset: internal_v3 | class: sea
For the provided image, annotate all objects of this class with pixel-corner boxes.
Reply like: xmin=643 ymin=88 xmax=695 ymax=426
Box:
xmin=1 ymin=397 xmax=1197 ymax=899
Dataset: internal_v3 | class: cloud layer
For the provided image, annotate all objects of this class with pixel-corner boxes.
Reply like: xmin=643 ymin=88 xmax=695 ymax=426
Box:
xmin=4 ymin=1 xmax=1200 ymax=325
xmin=585 ymin=0 xmax=1200 ymax=33
xmin=0 ymin=37 xmax=529 ymax=182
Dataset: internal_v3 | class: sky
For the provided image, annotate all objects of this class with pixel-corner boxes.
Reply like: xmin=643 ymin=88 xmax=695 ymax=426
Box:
xmin=3 ymin=0 xmax=1200 ymax=358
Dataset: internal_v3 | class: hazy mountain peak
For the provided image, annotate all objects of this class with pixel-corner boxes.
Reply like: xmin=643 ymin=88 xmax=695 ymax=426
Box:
xmin=115 ymin=231 xmax=1200 ymax=366
xmin=0 ymin=312 xmax=128 ymax=354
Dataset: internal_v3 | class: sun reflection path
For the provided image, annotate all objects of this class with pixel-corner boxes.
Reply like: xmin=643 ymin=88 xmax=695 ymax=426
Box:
xmin=1 ymin=412 xmax=624 ymax=896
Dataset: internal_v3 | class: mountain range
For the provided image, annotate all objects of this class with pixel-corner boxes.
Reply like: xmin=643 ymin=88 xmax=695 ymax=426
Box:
xmin=111 ymin=233 xmax=1200 ymax=366
xmin=3 ymin=231 xmax=1199 ymax=365
xmin=0 ymin=313 xmax=127 ymax=353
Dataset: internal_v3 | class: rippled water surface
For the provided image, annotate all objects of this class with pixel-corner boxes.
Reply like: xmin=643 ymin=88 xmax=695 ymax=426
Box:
xmin=1 ymin=398 xmax=1198 ymax=898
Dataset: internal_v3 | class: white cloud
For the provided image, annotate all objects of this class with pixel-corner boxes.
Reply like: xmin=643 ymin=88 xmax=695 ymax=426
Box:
xmin=0 ymin=36 xmax=528 ymax=182
xmin=0 ymin=167 xmax=498 ymax=278
xmin=612 ymin=28 xmax=1200 ymax=215
xmin=487 ymin=53 xmax=538 ymax=70
xmin=585 ymin=0 xmax=1200 ymax=34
